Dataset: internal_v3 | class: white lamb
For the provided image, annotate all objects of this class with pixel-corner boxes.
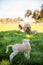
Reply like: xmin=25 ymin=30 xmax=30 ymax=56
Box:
xmin=6 ymin=39 xmax=31 ymax=63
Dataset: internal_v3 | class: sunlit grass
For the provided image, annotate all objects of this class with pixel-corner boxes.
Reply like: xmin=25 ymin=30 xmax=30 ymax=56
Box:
xmin=0 ymin=23 xmax=43 ymax=33
xmin=31 ymin=25 xmax=43 ymax=33
xmin=0 ymin=23 xmax=18 ymax=32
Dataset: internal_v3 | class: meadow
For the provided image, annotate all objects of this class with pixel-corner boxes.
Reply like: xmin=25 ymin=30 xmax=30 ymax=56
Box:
xmin=0 ymin=22 xmax=43 ymax=65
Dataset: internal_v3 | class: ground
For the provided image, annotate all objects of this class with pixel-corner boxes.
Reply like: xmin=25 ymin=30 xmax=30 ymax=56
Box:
xmin=0 ymin=22 xmax=43 ymax=65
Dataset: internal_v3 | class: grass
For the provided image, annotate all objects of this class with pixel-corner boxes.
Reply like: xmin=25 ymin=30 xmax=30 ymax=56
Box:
xmin=0 ymin=23 xmax=43 ymax=32
xmin=0 ymin=23 xmax=18 ymax=31
xmin=0 ymin=23 xmax=43 ymax=65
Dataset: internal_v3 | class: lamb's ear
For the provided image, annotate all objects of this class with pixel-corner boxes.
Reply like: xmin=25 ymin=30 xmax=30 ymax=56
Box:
xmin=23 ymin=39 xmax=30 ymax=42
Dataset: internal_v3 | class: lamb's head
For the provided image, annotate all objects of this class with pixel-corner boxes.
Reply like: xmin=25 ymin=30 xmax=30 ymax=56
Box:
xmin=23 ymin=39 xmax=30 ymax=44
xmin=23 ymin=39 xmax=31 ymax=51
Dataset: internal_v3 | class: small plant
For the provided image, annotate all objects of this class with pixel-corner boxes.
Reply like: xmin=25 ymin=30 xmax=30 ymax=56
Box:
xmin=0 ymin=59 xmax=10 ymax=65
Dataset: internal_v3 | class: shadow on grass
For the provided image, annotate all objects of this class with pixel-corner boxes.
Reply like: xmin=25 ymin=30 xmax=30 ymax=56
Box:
xmin=0 ymin=30 xmax=43 ymax=65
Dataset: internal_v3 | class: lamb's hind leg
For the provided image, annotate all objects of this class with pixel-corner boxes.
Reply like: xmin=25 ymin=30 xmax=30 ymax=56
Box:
xmin=10 ymin=51 xmax=18 ymax=63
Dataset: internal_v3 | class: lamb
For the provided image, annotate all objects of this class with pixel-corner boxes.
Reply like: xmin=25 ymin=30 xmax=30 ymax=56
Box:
xmin=6 ymin=39 xmax=31 ymax=63
xmin=18 ymin=23 xmax=37 ymax=34
xmin=19 ymin=23 xmax=31 ymax=34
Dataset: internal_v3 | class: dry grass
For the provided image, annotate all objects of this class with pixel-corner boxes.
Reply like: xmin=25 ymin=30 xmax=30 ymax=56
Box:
xmin=0 ymin=22 xmax=43 ymax=33
xmin=0 ymin=23 xmax=18 ymax=31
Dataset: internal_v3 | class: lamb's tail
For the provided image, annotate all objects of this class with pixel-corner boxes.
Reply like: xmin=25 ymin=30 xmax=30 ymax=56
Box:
xmin=6 ymin=45 xmax=13 ymax=53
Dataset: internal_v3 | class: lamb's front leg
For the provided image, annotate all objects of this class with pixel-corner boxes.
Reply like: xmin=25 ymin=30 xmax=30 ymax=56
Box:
xmin=10 ymin=51 xmax=18 ymax=63
xmin=24 ymin=52 xmax=30 ymax=59
xmin=27 ymin=52 xmax=30 ymax=59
